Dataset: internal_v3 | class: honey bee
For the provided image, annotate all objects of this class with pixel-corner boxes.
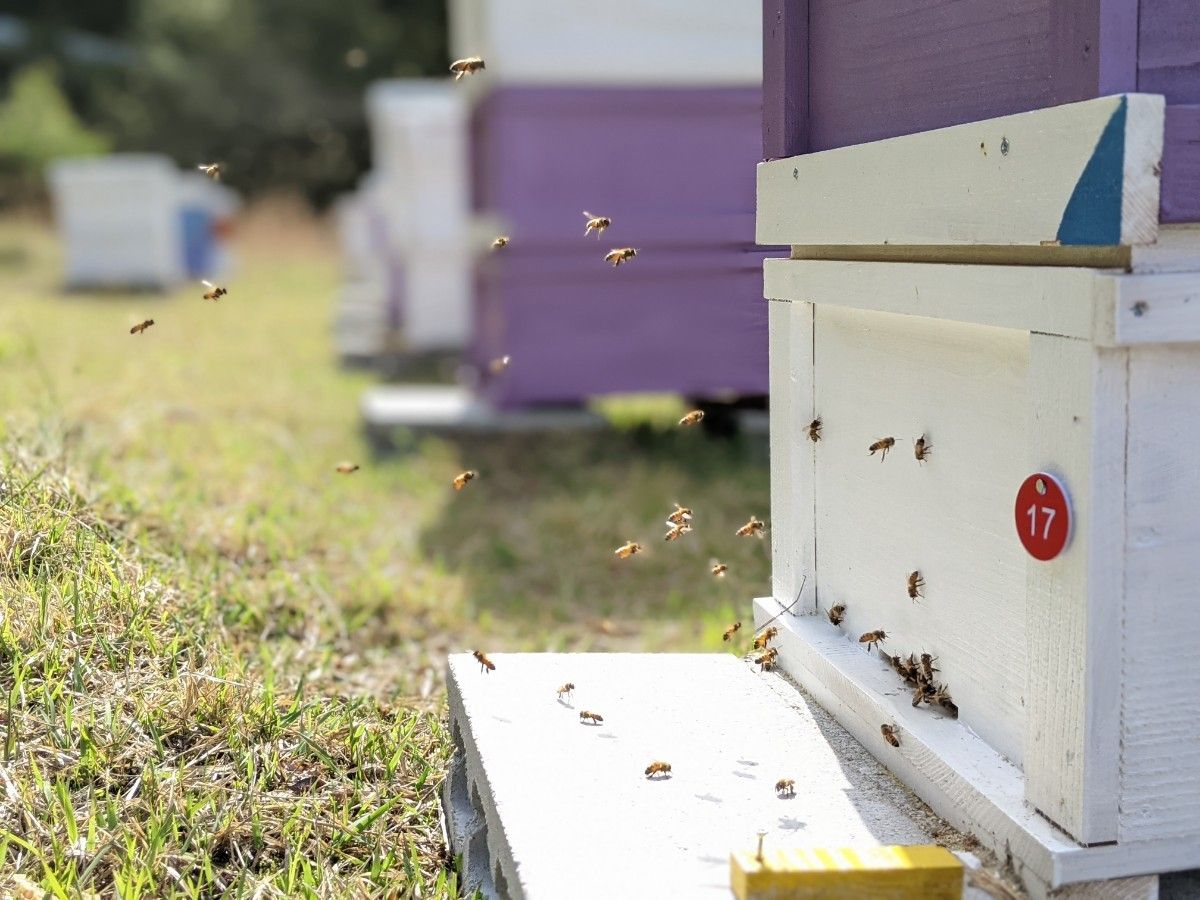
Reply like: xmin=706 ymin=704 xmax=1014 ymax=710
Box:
xmin=580 ymin=710 xmax=604 ymax=725
xmin=605 ymin=247 xmax=638 ymax=266
xmin=753 ymin=626 xmax=778 ymax=650
xmin=711 ymin=561 xmax=728 ymax=577
xmin=869 ymin=437 xmax=896 ymax=460
xmin=931 ymin=685 xmax=958 ymax=718
xmin=912 ymin=683 xmax=931 ymax=707
xmin=491 ymin=235 xmax=509 ymax=250
xmin=881 ymin=724 xmax=901 ymax=747
xmin=666 ymin=504 xmax=693 ymax=526
xmin=907 ymin=570 xmax=925 ymax=600
xmin=488 ymin=355 xmax=512 ymax=375
xmin=722 ymin=621 xmax=742 ymax=642
xmin=664 ymin=522 xmax=693 ymax=542
xmin=827 ymin=604 xmax=845 ymax=626
xmin=557 ymin=682 xmax=575 ymax=700
xmin=678 ymin=409 xmax=704 ymax=427
xmin=920 ymin=653 xmax=939 ymax=681
xmin=129 ymin=319 xmax=155 ymax=335
xmin=335 ymin=461 xmax=360 ymax=474
xmin=914 ymin=434 xmax=932 ymax=463
xmin=736 ymin=516 xmax=766 ymax=538
xmin=755 ymin=647 xmax=779 ymax=670
xmin=807 ymin=418 xmax=822 ymax=442
xmin=473 ymin=650 xmax=495 ymax=673
xmin=615 ymin=540 xmax=642 ymax=559
xmin=775 ymin=778 xmax=795 ymax=796
xmin=583 ymin=212 xmax=611 ymax=237
xmin=645 ymin=761 xmax=672 ymax=778
xmin=201 ymin=279 xmax=227 ymax=301
xmin=858 ymin=629 xmax=887 ymax=652
xmin=449 ymin=56 xmax=485 ymax=80
xmin=452 ymin=470 xmax=478 ymax=491
xmin=197 ymin=163 xmax=222 ymax=180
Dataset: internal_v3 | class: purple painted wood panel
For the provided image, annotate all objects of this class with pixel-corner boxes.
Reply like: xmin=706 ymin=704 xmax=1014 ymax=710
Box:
xmin=1162 ymin=105 xmax=1200 ymax=223
xmin=471 ymin=86 xmax=771 ymax=408
xmin=763 ymin=0 xmax=809 ymax=159
xmin=1138 ymin=0 xmax=1200 ymax=103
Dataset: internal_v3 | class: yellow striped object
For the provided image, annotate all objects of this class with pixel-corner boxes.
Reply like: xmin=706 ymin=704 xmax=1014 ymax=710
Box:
xmin=731 ymin=844 xmax=963 ymax=899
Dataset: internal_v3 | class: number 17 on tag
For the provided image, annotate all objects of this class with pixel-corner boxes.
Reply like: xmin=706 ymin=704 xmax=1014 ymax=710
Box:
xmin=1015 ymin=472 xmax=1072 ymax=561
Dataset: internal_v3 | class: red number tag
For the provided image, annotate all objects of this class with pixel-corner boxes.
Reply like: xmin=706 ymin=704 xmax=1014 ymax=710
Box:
xmin=1015 ymin=473 xmax=1072 ymax=561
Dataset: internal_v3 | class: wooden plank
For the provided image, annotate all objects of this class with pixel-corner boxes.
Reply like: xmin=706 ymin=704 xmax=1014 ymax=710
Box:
xmin=1161 ymin=105 xmax=1200 ymax=224
xmin=764 ymin=258 xmax=1108 ymax=339
xmin=757 ymin=94 xmax=1164 ymax=248
xmin=1129 ymin=224 xmax=1200 ymax=272
xmin=762 ymin=0 xmax=808 ymax=160
xmin=1049 ymin=0 xmax=1140 ymax=105
xmin=1112 ymin=272 xmax=1200 ymax=344
xmin=1024 ymin=337 xmax=1124 ymax=844
xmin=813 ymin=307 xmax=1029 ymax=766
xmin=792 ymin=243 xmax=1130 ymax=269
xmin=1137 ymin=0 xmax=1200 ymax=104
xmin=1119 ymin=345 xmax=1200 ymax=843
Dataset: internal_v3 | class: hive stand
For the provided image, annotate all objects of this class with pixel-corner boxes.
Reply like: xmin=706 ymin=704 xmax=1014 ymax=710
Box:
xmin=756 ymin=93 xmax=1200 ymax=897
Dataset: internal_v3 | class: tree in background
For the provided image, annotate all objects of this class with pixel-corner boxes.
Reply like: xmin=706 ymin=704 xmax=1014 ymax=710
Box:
xmin=0 ymin=0 xmax=447 ymax=206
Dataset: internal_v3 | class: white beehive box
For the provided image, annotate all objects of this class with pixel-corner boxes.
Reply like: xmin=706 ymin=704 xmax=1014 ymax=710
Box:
xmin=756 ymin=94 xmax=1200 ymax=896
xmin=48 ymin=154 xmax=185 ymax=289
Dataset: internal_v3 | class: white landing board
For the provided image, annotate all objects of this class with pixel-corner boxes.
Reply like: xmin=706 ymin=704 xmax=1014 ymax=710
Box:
xmin=444 ymin=652 xmax=976 ymax=900
xmin=360 ymin=385 xmax=606 ymax=434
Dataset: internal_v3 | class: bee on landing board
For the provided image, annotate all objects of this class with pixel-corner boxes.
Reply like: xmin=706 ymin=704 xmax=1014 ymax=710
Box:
xmin=907 ymin=570 xmax=925 ymax=601
xmin=920 ymin=653 xmax=939 ymax=681
xmin=807 ymin=418 xmax=822 ymax=442
xmin=931 ymin=684 xmax=958 ymax=718
xmin=645 ymin=761 xmax=672 ymax=778
xmin=914 ymin=434 xmax=932 ymax=463
xmin=452 ymin=470 xmax=478 ymax=491
xmin=335 ymin=462 xmax=360 ymax=474
xmin=605 ymin=247 xmax=638 ymax=267
xmin=580 ymin=710 xmax=604 ymax=725
xmin=881 ymin=724 xmax=901 ymax=747
xmin=473 ymin=650 xmax=495 ymax=673
xmin=755 ymin=647 xmax=778 ymax=671
xmin=827 ymin=604 xmax=846 ymax=626
xmin=488 ymin=355 xmax=511 ymax=375
xmin=678 ymin=409 xmax=704 ymax=427
xmin=775 ymin=778 xmax=795 ymax=797
xmin=736 ymin=516 xmax=766 ymax=539
xmin=491 ymin=235 xmax=509 ymax=251
xmin=197 ymin=163 xmax=222 ymax=180
xmin=664 ymin=522 xmax=692 ymax=542
xmin=583 ymin=212 xmax=611 ymax=238
xmin=614 ymin=540 xmax=642 ymax=559
xmin=869 ymin=437 xmax=896 ymax=461
xmin=722 ymin=621 xmax=742 ymax=642
xmin=711 ymin=561 xmax=728 ymax=578
xmin=666 ymin=504 xmax=693 ymax=526
xmin=557 ymin=682 xmax=575 ymax=700
xmin=201 ymin=280 xmax=227 ymax=301
xmin=753 ymin=626 xmax=778 ymax=651
xmin=449 ymin=56 xmax=485 ymax=80
xmin=130 ymin=319 xmax=155 ymax=335
xmin=859 ymin=629 xmax=887 ymax=652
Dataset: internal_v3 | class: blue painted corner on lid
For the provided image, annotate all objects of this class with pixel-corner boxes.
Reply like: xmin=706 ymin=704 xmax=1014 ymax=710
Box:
xmin=1056 ymin=97 xmax=1126 ymax=247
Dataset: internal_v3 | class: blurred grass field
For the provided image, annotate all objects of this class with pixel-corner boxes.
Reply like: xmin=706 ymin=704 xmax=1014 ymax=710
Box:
xmin=0 ymin=206 xmax=769 ymax=896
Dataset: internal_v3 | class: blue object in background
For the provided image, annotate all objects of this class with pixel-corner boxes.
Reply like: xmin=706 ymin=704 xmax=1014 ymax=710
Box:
xmin=180 ymin=206 xmax=215 ymax=277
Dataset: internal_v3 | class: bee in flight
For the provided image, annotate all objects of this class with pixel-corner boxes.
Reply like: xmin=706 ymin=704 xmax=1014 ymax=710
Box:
xmin=491 ymin=235 xmax=509 ymax=251
xmin=869 ymin=437 xmax=896 ymax=461
xmin=580 ymin=710 xmax=604 ymax=725
xmin=807 ymin=418 xmax=822 ymax=442
xmin=557 ymin=682 xmax=575 ymax=700
xmin=335 ymin=462 xmax=360 ymax=474
xmin=753 ymin=626 xmax=778 ymax=650
xmin=775 ymin=778 xmax=795 ymax=797
xmin=614 ymin=540 xmax=642 ymax=559
xmin=197 ymin=163 xmax=222 ymax=180
xmin=722 ymin=621 xmax=741 ymax=642
xmin=129 ymin=319 xmax=155 ymax=335
xmin=907 ymin=570 xmax=925 ymax=600
xmin=664 ymin=522 xmax=692 ymax=542
xmin=859 ymin=629 xmax=887 ymax=652
xmin=489 ymin=355 xmax=511 ymax=375
xmin=666 ymin=504 xmax=693 ymax=526
xmin=644 ymin=761 xmax=672 ymax=778
xmin=583 ymin=211 xmax=611 ymax=238
xmin=452 ymin=470 xmax=478 ymax=491
xmin=605 ymin=247 xmax=637 ymax=267
xmin=201 ymin=280 xmax=227 ymax=301
xmin=736 ymin=516 xmax=765 ymax=538
xmin=678 ymin=410 xmax=704 ymax=427
xmin=881 ymin=724 xmax=901 ymax=747
xmin=914 ymin=434 xmax=932 ymax=463
xmin=473 ymin=650 xmax=495 ymax=673
xmin=827 ymin=604 xmax=845 ymax=626
xmin=711 ymin=561 xmax=728 ymax=578
xmin=449 ymin=56 xmax=485 ymax=80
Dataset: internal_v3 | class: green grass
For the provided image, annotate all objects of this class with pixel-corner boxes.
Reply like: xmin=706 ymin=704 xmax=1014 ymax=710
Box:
xmin=0 ymin=208 xmax=769 ymax=895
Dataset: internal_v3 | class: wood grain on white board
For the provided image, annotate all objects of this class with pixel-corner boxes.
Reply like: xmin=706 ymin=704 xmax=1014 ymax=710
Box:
xmin=757 ymin=94 xmax=1163 ymax=248
xmin=1112 ymin=272 xmax=1200 ymax=344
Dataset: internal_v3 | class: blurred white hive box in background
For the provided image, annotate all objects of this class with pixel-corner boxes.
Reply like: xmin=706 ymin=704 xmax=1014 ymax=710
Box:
xmin=47 ymin=154 xmax=238 ymax=290
xmin=449 ymin=0 xmax=761 ymax=86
